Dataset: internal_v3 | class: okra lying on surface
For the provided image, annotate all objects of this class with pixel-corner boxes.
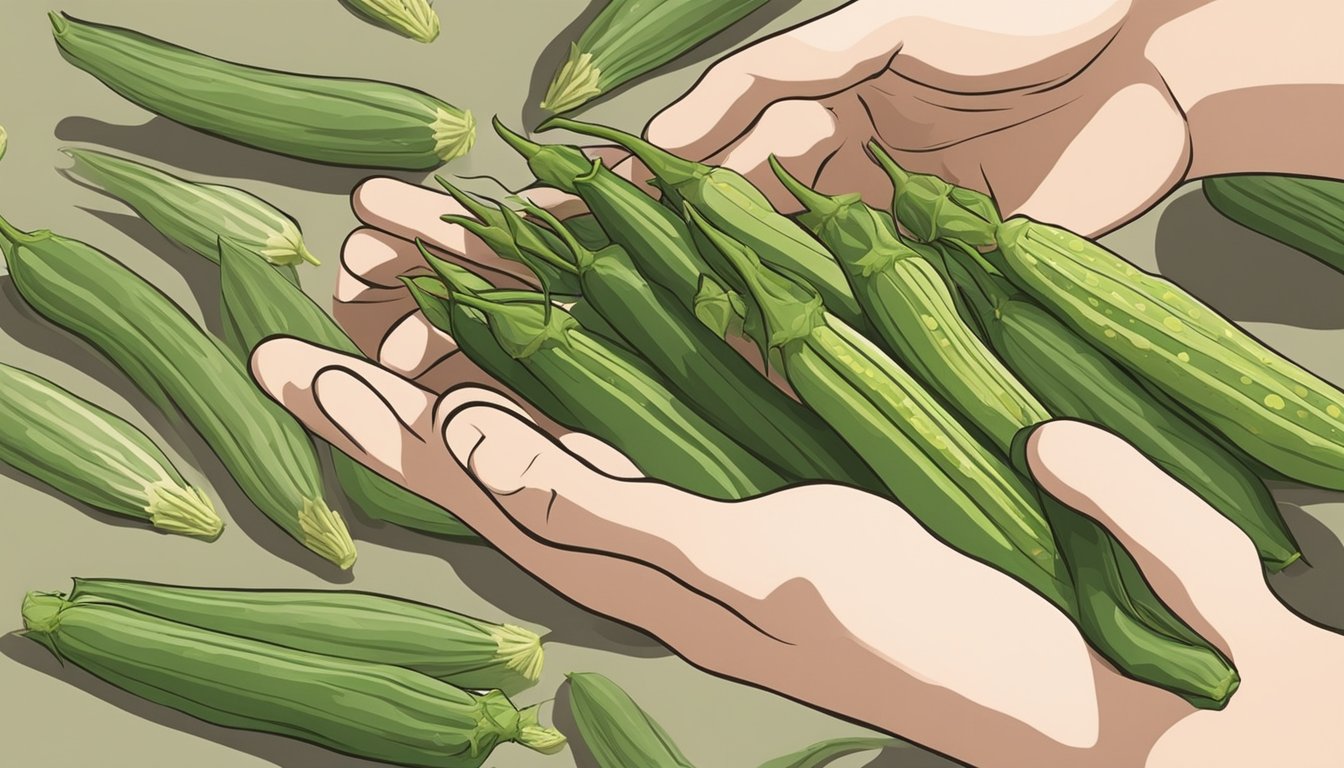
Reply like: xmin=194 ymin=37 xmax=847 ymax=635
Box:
xmin=22 ymin=593 xmax=564 ymax=767
xmin=407 ymin=273 xmax=788 ymax=500
xmin=1204 ymin=174 xmax=1344 ymax=275
xmin=691 ymin=206 xmax=1240 ymax=708
xmin=567 ymin=672 xmax=695 ymax=768
xmin=63 ymin=147 xmax=315 ymax=274
xmin=538 ymin=117 xmax=866 ymax=330
xmin=0 ymin=363 xmax=222 ymax=539
xmin=1 ymin=217 xmax=355 ymax=568
xmin=344 ymin=0 xmax=441 ymax=43
xmin=541 ymin=0 xmax=770 ymax=114
xmin=216 ymin=237 xmax=478 ymax=541
xmin=67 ymin=579 xmax=544 ymax=693
xmin=51 ymin=13 xmax=473 ymax=169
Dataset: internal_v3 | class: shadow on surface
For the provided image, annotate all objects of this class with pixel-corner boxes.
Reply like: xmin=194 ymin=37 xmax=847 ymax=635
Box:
xmin=1154 ymin=193 xmax=1344 ymax=330
xmin=520 ymin=0 xmax=804 ymax=131
xmin=56 ymin=116 xmax=425 ymax=195
xmin=0 ymin=279 xmax=352 ymax=584
xmin=0 ymin=632 xmax=387 ymax=768
xmin=1268 ymin=487 xmax=1344 ymax=631
xmin=341 ymin=500 xmax=669 ymax=657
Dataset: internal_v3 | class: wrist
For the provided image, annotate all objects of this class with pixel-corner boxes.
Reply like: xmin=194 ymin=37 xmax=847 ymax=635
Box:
xmin=1146 ymin=0 xmax=1344 ymax=179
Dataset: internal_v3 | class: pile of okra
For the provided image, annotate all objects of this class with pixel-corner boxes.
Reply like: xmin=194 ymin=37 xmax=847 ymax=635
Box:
xmin=6 ymin=4 xmax=1344 ymax=767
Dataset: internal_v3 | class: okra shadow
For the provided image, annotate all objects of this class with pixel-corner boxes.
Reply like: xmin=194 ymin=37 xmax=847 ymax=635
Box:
xmin=1266 ymin=487 xmax=1344 ymax=632
xmin=519 ymin=0 xmax=806 ymax=132
xmin=1154 ymin=193 xmax=1344 ymax=330
xmin=0 ymin=632 xmax=389 ymax=768
xmin=54 ymin=116 xmax=426 ymax=195
xmin=338 ymin=503 xmax=670 ymax=657
xmin=0 ymin=279 xmax=354 ymax=584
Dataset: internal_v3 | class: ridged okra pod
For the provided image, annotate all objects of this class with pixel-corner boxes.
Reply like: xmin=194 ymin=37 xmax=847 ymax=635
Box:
xmin=62 ymin=148 xmax=314 ymax=277
xmin=21 ymin=593 xmax=564 ymax=767
xmin=217 ymin=237 xmax=478 ymax=541
xmin=345 ymin=0 xmax=441 ymax=43
xmin=511 ymin=197 xmax=882 ymax=491
xmin=0 ymin=363 xmax=222 ymax=539
xmin=988 ymin=217 xmax=1344 ymax=491
xmin=51 ymin=13 xmax=473 ymax=169
xmin=1204 ymin=174 xmax=1344 ymax=275
xmin=938 ymin=244 xmax=1300 ymax=569
xmin=539 ymin=117 xmax=865 ymax=329
xmin=542 ymin=0 xmax=770 ymax=114
xmin=567 ymin=672 xmax=695 ymax=768
xmin=67 ymin=579 xmax=544 ymax=694
xmin=694 ymin=208 xmax=1242 ymax=706
xmin=1 ymin=217 xmax=355 ymax=568
xmin=409 ymin=278 xmax=787 ymax=499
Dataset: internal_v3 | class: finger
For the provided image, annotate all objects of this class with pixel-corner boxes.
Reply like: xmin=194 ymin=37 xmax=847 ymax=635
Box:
xmin=558 ymin=433 xmax=645 ymax=479
xmin=1025 ymin=420 xmax=1280 ymax=642
xmin=378 ymin=313 xmax=459 ymax=379
xmin=708 ymin=99 xmax=843 ymax=212
xmin=647 ymin=5 xmax=903 ymax=160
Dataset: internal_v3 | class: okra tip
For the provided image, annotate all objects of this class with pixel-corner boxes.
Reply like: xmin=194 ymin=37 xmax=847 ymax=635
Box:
xmin=298 ymin=497 xmax=357 ymax=569
xmin=767 ymin=155 xmax=848 ymax=222
xmin=0 ymin=124 xmax=7 ymax=163
xmin=47 ymin=11 xmax=69 ymax=36
xmin=20 ymin=591 xmax=66 ymax=638
xmin=536 ymin=116 xmax=700 ymax=186
xmin=517 ymin=704 xmax=568 ymax=754
xmin=493 ymin=623 xmax=546 ymax=683
xmin=146 ymin=481 xmax=225 ymax=540
xmin=492 ymin=117 xmax=544 ymax=160
xmin=432 ymin=107 xmax=476 ymax=163
xmin=540 ymin=42 xmax=603 ymax=115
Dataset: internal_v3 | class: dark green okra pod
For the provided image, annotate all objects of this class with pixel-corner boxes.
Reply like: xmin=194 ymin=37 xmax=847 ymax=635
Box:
xmin=567 ymin=672 xmax=696 ymax=768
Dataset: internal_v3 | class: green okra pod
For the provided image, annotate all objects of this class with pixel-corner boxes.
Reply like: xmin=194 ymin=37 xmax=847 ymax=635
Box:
xmin=541 ymin=0 xmax=771 ymax=114
xmin=344 ymin=0 xmax=441 ymax=43
xmin=868 ymin=141 xmax=1000 ymax=248
xmin=22 ymin=592 xmax=565 ymax=767
xmin=0 ymin=363 xmax=221 ymax=539
xmin=538 ymin=117 xmax=866 ymax=330
xmin=67 ymin=579 xmax=544 ymax=693
xmin=51 ymin=13 xmax=473 ymax=169
xmin=1 ymin=217 xmax=355 ymax=568
xmin=567 ymin=672 xmax=696 ymax=768
xmin=1204 ymin=174 xmax=1344 ymax=275
xmin=62 ymin=147 xmax=314 ymax=276
xmin=216 ymin=237 xmax=478 ymax=541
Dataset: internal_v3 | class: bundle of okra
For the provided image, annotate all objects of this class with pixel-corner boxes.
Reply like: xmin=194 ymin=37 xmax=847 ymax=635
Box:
xmin=394 ymin=116 xmax=1344 ymax=711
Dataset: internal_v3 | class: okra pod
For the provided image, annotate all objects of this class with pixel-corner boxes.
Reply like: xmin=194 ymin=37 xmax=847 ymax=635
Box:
xmin=22 ymin=593 xmax=564 ymax=767
xmin=51 ymin=13 xmax=474 ymax=169
xmin=514 ymin=198 xmax=883 ymax=491
xmin=538 ymin=117 xmax=866 ymax=329
xmin=1 ymin=217 xmax=355 ymax=568
xmin=67 ymin=579 xmax=544 ymax=693
xmin=217 ymin=237 xmax=478 ymax=541
xmin=541 ymin=0 xmax=770 ymax=114
xmin=0 ymin=363 xmax=221 ymax=539
xmin=344 ymin=0 xmax=441 ymax=43
xmin=695 ymin=208 xmax=1242 ymax=706
xmin=868 ymin=141 xmax=1000 ymax=248
xmin=62 ymin=147 xmax=314 ymax=276
xmin=987 ymin=217 xmax=1344 ymax=491
xmin=567 ymin=672 xmax=695 ymax=768
xmin=1204 ymin=174 xmax=1344 ymax=275
xmin=758 ymin=737 xmax=902 ymax=768
xmin=411 ymin=279 xmax=787 ymax=499
xmin=940 ymin=244 xmax=1300 ymax=569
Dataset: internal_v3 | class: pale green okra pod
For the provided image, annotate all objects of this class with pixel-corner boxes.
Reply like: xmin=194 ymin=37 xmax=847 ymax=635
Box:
xmin=0 ymin=363 xmax=222 ymax=539
xmin=63 ymin=147 xmax=317 ymax=271
xmin=567 ymin=672 xmax=696 ymax=768
xmin=345 ymin=0 xmax=441 ymax=43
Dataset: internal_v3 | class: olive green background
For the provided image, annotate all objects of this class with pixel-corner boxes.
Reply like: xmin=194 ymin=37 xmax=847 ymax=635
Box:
xmin=3 ymin=2 xmax=1344 ymax=767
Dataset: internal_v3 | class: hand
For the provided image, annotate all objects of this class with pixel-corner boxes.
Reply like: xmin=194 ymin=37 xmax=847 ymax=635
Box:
xmin=251 ymin=331 xmax=1342 ymax=767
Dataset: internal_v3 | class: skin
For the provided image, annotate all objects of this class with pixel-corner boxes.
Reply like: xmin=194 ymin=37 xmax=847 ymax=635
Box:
xmin=253 ymin=1 xmax=1344 ymax=764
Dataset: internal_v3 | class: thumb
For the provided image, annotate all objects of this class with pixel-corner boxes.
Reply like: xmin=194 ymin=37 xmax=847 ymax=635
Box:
xmin=1019 ymin=420 xmax=1282 ymax=642
xmin=646 ymin=1 xmax=903 ymax=160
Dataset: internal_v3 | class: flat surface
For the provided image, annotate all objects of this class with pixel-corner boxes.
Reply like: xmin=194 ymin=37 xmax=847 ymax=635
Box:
xmin=2 ymin=2 xmax=1343 ymax=767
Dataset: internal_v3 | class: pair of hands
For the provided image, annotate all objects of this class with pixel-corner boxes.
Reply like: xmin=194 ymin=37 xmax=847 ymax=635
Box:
xmin=252 ymin=2 xmax=1344 ymax=765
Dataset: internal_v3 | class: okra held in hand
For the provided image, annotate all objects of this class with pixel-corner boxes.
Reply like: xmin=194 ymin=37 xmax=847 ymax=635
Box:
xmin=0 ymin=216 xmax=355 ymax=568
xmin=63 ymin=147 xmax=315 ymax=274
xmin=217 ymin=237 xmax=478 ymax=541
xmin=539 ymin=116 xmax=865 ymax=329
xmin=408 ymin=276 xmax=787 ymax=500
xmin=0 ymin=363 xmax=222 ymax=539
xmin=50 ymin=13 xmax=473 ymax=169
xmin=68 ymin=579 xmax=544 ymax=693
xmin=21 ymin=593 xmax=564 ymax=767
